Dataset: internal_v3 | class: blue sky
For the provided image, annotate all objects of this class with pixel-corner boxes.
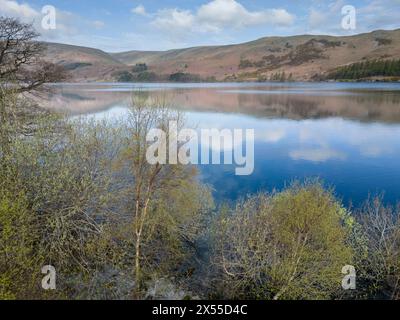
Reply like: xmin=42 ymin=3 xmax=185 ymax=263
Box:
xmin=1 ymin=0 xmax=399 ymax=52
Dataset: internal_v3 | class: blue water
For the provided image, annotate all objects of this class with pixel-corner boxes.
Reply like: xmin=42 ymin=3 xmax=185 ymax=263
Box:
xmin=50 ymin=82 xmax=400 ymax=207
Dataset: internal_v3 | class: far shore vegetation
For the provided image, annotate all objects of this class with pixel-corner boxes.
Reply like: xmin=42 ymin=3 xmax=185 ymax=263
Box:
xmin=114 ymin=60 xmax=400 ymax=84
xmin=325 ymin=59 xmax=400 ymax=82
xmin=114 ymin=66 xmax=217 ymax=83
xmin=1 ymin=17 xmax=400 ymax=300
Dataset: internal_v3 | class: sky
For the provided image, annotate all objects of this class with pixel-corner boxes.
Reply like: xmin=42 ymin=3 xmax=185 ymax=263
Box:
xmin=1 ymin=0 xmax=400 ymax=52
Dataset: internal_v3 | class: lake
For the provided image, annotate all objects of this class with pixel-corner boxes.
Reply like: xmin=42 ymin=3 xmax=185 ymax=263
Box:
xmin=46 ymin=82 xmax=400 ymax=206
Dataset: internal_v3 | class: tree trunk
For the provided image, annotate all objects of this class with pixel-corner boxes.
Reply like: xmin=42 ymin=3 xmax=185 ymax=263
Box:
xmin=135 ymin=235 xmax=141 ymax=298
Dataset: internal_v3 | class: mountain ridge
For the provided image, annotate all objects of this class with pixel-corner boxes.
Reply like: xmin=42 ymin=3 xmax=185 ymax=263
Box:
xmin=42 ymin=28 xmax=400 ymax=82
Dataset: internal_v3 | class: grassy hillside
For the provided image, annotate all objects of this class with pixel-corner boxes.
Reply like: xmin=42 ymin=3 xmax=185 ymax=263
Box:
xmin=43 ymin=42 xmax=125 ymax=81
xmin=43 ymin=29 xmax=400 ymax=82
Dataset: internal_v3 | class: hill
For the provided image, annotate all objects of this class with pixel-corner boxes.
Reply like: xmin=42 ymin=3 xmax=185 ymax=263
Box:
xmin=43 ymin=42 xmax=125 ymax=81
xmin=42 ymin=29 xmax=400 ymax=82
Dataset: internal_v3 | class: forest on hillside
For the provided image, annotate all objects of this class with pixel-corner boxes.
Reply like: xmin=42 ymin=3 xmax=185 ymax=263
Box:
xmin=327 ymin=59 xmax=400 ymax=80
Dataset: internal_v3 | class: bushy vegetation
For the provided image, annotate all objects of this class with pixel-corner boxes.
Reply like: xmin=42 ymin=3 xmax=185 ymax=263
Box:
xmin=117 ymin=70 xmax=206 ymax=83
xmin=131 ymin=63 xmax=148 ymax=73
xmin=63 ymin=62 xmax=93 ymax=71
xmin=0 ymin=16 xmax=213 ymax=299
xmin=168 ymin=72 xmax=201 ymax=82
xmin=353 ymin=198 xmax=400 ymax=299
xmin=116 ymin=71 xmax=135 ymax=82
xmin=269 ymin=71 xmax=293 ymax=82
xmin=375 ymin=37 xmax=393 ymax=46
xmin=0 ymin=89 xmax=214 ymax=299
xmin=116 ymin=70 xmax=158 ymax=83
xmin=239 ymin=59 xmax=256 ymax=69
xmin=212 ymin=182 xmax=354 ymax=300
xmin=210 ymin=184 xmax=400 ymax=300
xmin=1 ymin=17 xmax=400 ymax=300
xmin=327 ymin=59 xmax=400 ymax=80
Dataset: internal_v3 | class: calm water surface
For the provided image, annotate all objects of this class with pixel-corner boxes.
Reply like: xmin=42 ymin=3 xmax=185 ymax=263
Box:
xmin=47 ymin=82 xmax=400 ymax=206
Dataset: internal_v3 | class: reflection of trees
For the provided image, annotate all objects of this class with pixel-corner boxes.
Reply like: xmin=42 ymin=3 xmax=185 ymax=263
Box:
xmin=39 ymin=89 xmax=130 ymax=114
xmin=44 ymin=85 xmax=400 ymax=123
xmin=235 ymin=92 xmax=400 ymax=122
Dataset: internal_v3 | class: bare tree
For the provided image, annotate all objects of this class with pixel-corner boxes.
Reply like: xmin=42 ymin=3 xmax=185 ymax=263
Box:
xmin=0 ymin=17 xmax=67 ymax=155
xmin=357 ymin=197 xmax=400 ymax=299
xmin=117 ymin=94 xmax=203 ymax=297
xmin=0 ymin=16 xmax=66 ymax=93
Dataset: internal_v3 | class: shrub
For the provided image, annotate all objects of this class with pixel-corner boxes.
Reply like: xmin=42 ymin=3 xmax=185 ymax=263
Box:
xmin=354 ymin=197 xmax=400 ymax=299
xmin=213 ymin=182 xmax=354 ymax=300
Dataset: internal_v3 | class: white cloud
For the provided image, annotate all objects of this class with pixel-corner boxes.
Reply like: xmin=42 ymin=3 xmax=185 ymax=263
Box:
xmin=264 ymin=129 xmax=286 ymax=143
xmin=290 ymin=148 xmax=346 ymax=162
xmin=150 ymin=0 xmax=295 ymax=35
xmin=0 ymin=0 xmax=38 ymax=19
xmin=152 ymin=8 xmax=195 ymax=31
xmin=132 ymin=5 xmax=147 ymax=16
xmin=0 ymin=0 xmax=110 ymax=45
xmin=307 ymin=0 xmax=343 ymax=33
xmin=92 ymin=20 xmax=105 ymax=29
xmin=197 ymin=0 xmax=294 ymax=30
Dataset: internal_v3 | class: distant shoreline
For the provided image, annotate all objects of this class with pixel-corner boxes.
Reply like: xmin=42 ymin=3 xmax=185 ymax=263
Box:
xmin=51 ymin=79 xmax=400 ymax=85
